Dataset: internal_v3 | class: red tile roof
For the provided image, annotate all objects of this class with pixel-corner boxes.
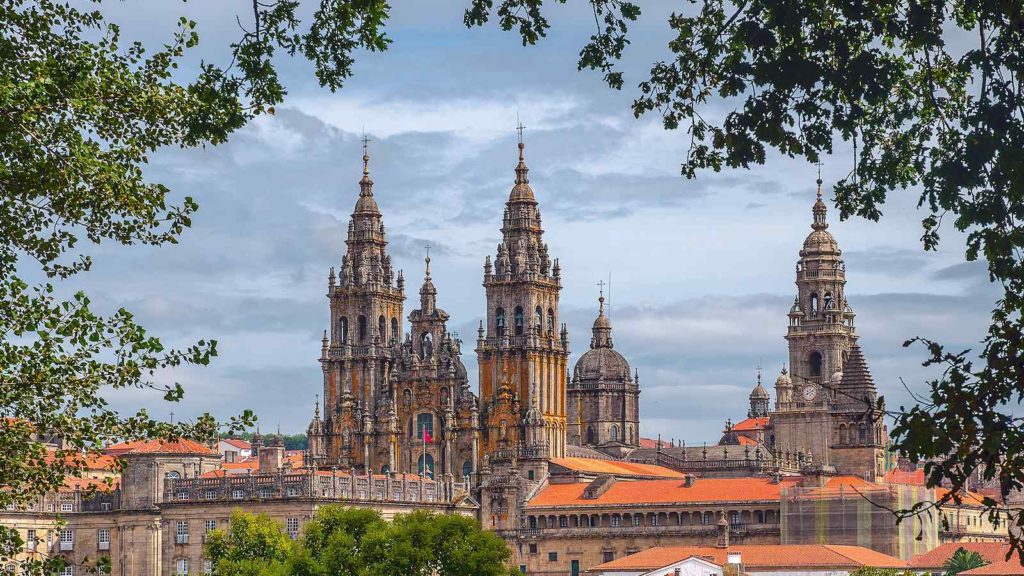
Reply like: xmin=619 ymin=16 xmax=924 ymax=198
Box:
xmin=221 ymin=438 xmax=252 ymax=450
xmin=963 ymin=560 xmax=1024 ymax=575
xmin=528 ymin=476 xmax=801 ymax=508
xmin=590 ymin=544 xmax=908 ymax=572
xmin=639 ymin=438 xmax=671 ymax=449
xmin=60 ymin=477 xmax=119 ymax=493
xmin=105 ymin=439 xmax=218 ymax=457
xmin=910 ymin=543 xmax=1016 ymax=569
xmin=43 ymin=449 xmax=118 ymax=471
xmin=935 ymin=486 xmax=996 ymax=506
xmin=549 ymin=458 xmax=685 ymax=479
xmin=730 ymin=417 xmax=770 ymax=432
xmin=885 ymin=468 xmax=926 ymax=486
xmin=736 ymin=436 xmax=759 ymax=446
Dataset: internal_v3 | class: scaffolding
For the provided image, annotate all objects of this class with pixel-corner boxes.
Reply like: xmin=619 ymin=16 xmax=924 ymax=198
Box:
xmin=780 ymin=481 xmax=938 ymax=560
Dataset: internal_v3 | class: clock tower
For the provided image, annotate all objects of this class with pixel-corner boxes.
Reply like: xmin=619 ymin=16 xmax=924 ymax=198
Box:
xmin=771 ymin=173 xmax=886 ymax=480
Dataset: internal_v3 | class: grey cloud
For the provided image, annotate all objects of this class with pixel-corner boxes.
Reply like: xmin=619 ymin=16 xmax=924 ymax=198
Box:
xmin=843 ymin=248 xmax=930 ymax=277
xmin=932 ymin=260 xmax=990 ymax=281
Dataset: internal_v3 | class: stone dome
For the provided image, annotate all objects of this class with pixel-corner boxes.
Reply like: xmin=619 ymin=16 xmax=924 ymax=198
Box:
xmin=750 ymin=380 xmax=770 ymax=399
xmin=573 ymin=295 xmax=630 ymax=382
xmin=354 ymin=192 xmax=379 ymax=214
xmin=801 ymin=228 xmax=840 ymax=255
xmin=508 ymin=142 xmax=536 ymax=202
xmin=575 ymin=347 xmax=630 ymax=382
xmin=775 ymin=367 xmax=792 ymax=386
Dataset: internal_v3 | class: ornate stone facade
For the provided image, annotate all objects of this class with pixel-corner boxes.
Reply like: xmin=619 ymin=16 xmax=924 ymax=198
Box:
xmin=309 ymin=145 xmax=482 ymax=480
xmin=476 ymin=137 xmax=571 ymax=531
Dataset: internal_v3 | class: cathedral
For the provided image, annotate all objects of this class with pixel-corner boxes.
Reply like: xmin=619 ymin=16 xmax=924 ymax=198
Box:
xmin=307 ymin=135 xmax=886 ymax=486
xmin=6 ymin=133 xmax=1004 ymax=576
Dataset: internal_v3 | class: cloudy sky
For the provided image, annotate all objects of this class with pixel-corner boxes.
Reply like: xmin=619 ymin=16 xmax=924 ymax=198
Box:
xmin=74 ymin=1 xmax=998 ymax=443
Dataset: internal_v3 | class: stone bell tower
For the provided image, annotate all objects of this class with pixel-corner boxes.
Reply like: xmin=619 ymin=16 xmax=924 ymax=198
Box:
xmin=783 ymin=173 xmax=857 ymax=402
xmin=318 ymin=140 xmax=405 ymax=470
xmin=773 ymin=172 xmax=885 ymax=479
xmin=477 ymin=128 xmax=570 ymax=468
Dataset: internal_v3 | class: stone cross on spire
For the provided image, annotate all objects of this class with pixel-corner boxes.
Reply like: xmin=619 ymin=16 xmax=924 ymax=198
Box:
xmin=361 ymin=131 xmax=372 ymax=175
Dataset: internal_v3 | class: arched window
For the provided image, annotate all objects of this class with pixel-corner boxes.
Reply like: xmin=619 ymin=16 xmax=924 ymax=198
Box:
xmin=859 ymin=424 xmax=867 ymax=442
xmin=462 ymin=461 xmax=473 ymax=480
xmin=547 ymin=308 xmax=555 ymax=335
xmin=514 ymin=306 xmax=524 ymax=336
xmin=416 ymin=413 xmax=433 ymax=440
xmin=810 ymin=293 xmax=819 ymax=316
xmin=166 ymin=471 xmax=181 ymax=479
xmin=381 ymin=464 xmax=389 ymax=474
xmin=702 ymin=512 xmax=713 ymax=525
xmin=823 ymin=291 xmax=833 ymax=311
xmin=529 ymin=516 xmax=538 ymax=529
xmin=391 ymin=318 xmax=399 ymax=344
xmin=358 ymin=316 xmax=367 ymax=342
xmin=339 ymin=317 xmax=349 ymax=344
xmin=730 ymin=511 xmax=739 ymax=525
xmin=496 ymin=307 xmax=506 ymax=336
xmin=535 ymin=306 xmax=543 ymax=334
xmin=809 ymin=351 xmax=823 ymax=378
xmin=420 ymin=332 xmax=433 ymax=359
xmin=610 ymin=425 xmax=619 ymax=442
xmin=378 ymin=315 xmax=386 ymax=341
xmin=586 ymin=426 xmax=595 ymax=445
xmin=839 ymin=424 xmax=848 ymax=445
xmin=417 ymin=454 xmax=435 ymax=479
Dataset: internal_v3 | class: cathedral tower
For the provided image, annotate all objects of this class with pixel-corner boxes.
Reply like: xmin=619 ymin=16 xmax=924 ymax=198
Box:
xmin=567 ymin=293 xmax=640 ymax=452
xmin=772 ymin=173 xmax=886 ymax=479
xmin=317 ymin=143 xmax=405 ymax=470
xmin=782 ymin=175 xmax=857 ymax=404
xmin=477 ymin=133 xmax=570 ymax=466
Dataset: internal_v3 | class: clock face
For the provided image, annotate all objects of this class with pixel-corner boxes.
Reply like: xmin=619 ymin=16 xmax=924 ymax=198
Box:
xmin=802 ymin=384 xmax=818 ymax=401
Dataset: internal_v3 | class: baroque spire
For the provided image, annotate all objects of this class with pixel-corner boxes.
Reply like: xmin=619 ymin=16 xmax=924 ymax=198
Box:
xmin=590 ymin=287 xmax=613 ymax=349
xmin=419 ymin=253 xmax=436 ymax=313
xmin=812 ymin=162 xmax=828 ymax=231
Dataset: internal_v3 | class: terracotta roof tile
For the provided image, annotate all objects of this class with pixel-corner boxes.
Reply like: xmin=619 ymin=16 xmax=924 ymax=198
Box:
xmin=885 ymin=468 xmax=926 ymax=486
xmin=731 ymin=417 xmax=770 ymax=432
xmin=528 ymin=476 xmax=801 ymax=508
xmin=962 ymin=560 xmax=1024 ymax=575
xmin=590 ymin=544 xmax=907 ymax=572
xmin=935 ymin=486 xmax=995 ymax=506
xmin=105 ymin=439 xmax=218 ymax=457
xmin=910 ymin=543 xmax=1016 ymax=569
xmin=221 ymin=438 xmax=252 ymax=450
xmin=60 ymin=477 xmax=119 ymax=493
xmin=549 ymin=458 xmax=684 ymax=479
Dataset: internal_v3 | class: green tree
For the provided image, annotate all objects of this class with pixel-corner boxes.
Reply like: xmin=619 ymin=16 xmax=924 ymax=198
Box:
xmin=467 ymin=0 xmax=1024 ymax=553
xmin=943 ymin=548 xmax=989 ymax=576
xmin=205 ymin=510 xmax=293 ymax=576
xmin=221 ymin=507 xmax=517 ymax=576
xmin=361 ymin=510 xmax=518 ymax=576
xmin=0 ymin=0 xmax=389 ymax=569
xmin=287 ymin=506 xmax=384 ymax=575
